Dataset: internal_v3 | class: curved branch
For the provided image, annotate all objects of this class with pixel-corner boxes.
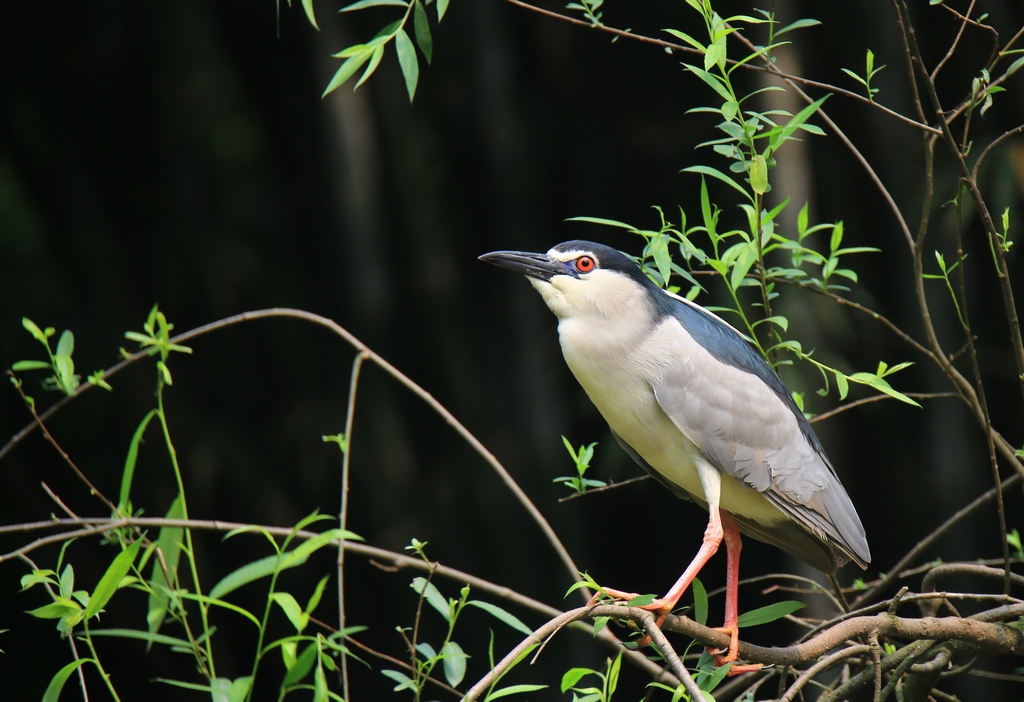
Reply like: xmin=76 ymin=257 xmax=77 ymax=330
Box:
xmin=779 ymin=644 xmax=872 ymax=702
xmin=662 ymin=604 xmax=1024 ymax=667
xmin=461 ymin=605 xmax=698 ymax=702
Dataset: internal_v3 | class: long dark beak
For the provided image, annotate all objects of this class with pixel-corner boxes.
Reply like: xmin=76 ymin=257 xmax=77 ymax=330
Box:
xmin=478 ymin=250 xmax=564 ymax=282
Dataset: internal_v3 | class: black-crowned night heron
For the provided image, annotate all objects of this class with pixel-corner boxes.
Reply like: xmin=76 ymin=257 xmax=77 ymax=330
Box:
xmin=480 ymin=240 xmax=870 ymax=668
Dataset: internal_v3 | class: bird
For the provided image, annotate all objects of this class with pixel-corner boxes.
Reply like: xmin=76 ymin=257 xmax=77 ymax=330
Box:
xmin=479 ymin=240 xmax=870 ymax=669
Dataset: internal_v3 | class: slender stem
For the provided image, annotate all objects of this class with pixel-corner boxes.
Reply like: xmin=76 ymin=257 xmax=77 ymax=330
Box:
xmin=156 ymin=385 xmax=215 ymax=678
xmin=954 ymin=200 xmax=1011 ymax=593
xmin=337 ymin=350 xmax=367 ymax=702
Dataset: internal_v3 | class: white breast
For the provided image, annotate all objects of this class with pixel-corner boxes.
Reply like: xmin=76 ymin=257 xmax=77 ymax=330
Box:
xmin=558 ymin=314 xmax=789 ymax=527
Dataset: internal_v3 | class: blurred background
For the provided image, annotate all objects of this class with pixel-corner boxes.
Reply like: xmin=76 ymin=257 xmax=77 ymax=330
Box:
xmin=1 ymin=0 xmax=1022 ymax=699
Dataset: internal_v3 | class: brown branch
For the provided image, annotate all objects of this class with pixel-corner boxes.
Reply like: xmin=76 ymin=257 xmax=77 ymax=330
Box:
xmin=462 ymin=605 xmax=696 ymax=702
xmin=8 ymin=378 xmax=120 ymax=515
xmin=810 ymin=392 xmax=955 ymax=423
xmin=929 ymin=0 xmax=979 ymax=81
xmin=779 ymin=644 xmax=872 ymax=702
xmin=972 ymin=123 xmax=1024 ymax=182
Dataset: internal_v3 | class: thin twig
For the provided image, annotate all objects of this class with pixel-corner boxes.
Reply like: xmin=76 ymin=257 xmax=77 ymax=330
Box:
xmin=929 ymin=0 xmax=978 ymax=81
xmin=779 ymin=644 xmax=872 ymax=702
xmin=337 ymin=350 xmax=368 ymax=702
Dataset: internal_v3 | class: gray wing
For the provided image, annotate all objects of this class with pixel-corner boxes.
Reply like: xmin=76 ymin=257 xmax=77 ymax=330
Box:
xmin=649 ymin=317 xmax=871 ymax=571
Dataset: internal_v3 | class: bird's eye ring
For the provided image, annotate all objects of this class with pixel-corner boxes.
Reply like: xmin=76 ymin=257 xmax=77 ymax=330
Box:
xmin=575 ymin=256 xmax=596 ymax=273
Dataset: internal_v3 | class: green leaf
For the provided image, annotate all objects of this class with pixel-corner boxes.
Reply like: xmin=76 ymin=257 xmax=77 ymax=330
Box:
xmin=485 ymin=683 xmax=549 ymax=700
xmin=229 ymin=676 xmax=253 ymax=702
xmin=22 ymin=317 xmax=50 ymax=343
xmin=411 ymin=576 xmax=450 ymax=621
xmin=466 ymin=599 xmax=533 ymax=636
xmin=10 ymin=360 xmax=51 ymax=371
xmin=441 ymin=640 xmax=468 ymax=687
xmin=830 ymin=220 xmax=844 ymax=253
xmin=382 ymin=668 xmax=418 ymax=691
xmin=565 ymin=215 xmax=640 ymax=231
xmin=607 ymin=651 xmax=622 ymax=694
xmin=271 ymin=592 xmax=305 ymax=631
xmin=341 ymin=0 xmax=409 ymax=10
xmin=684 ymin=65 xmax=735 ymax=104
xmin=314 ymin=658 xmax=328 ymax=702
xmin=1007 ymin=55 xmax=1024 ymax=77
xmin=437 ymin=0 xmax=449 ymax=21
xmin=27 ymin=599 xmax=82 ymax=621
xmin=835 ymin=370 xmax=849 ymax=400
xmin=749 ymin=154 xmax=768 ymax=194
xmin=55 ymin=330 xmax=74 ymax=357
xmin=121 ymin=409 xmax=159 ymax=509
xmin=691 ymin=577 xmax=708 ymax=626
xmin=649 ymin=235 xmax=672 ymax=285
xmin=847 ymin=372 xmax=921 ymax=407
xmin=43 ymin=658 xmax=93 ymax=702
xmin=683 ymin=165 xmax=753 ymax=203
xmin=395 ymin=28 xmax=419 ymax=101
xmin=704 ymin=38 xmax=725 ymax=71
xmin=663 ymin=28 xmax=706 ymax=53
xmin=774 ymin=18 xmax=821 ymax=37
xmin=305 ymin=574 xmax=331 ymax=617
xmin=752 ymin=315 xmax=789 ymax=332
xmin=20 ymin=569 xmax=58 ymax=590
xmin=147 ymin=495 xmax=185 ymax=638
xmin=773 ymin=95 xmax=829 ymax=150
xmin=736 ymin=600 xmax=806 ymax=627
xmin=86 ymin=539 xmax=143 ymax=619
xmin=300 ymin=0 xmax=319 ymax=29
xmin=413 ymin=0 xmax=432 ymax=63
xmin=322 ymin=48 xmax=375 ymax=97
xmin=210 ymin=528 xmax=358 ymax=599
xmin=561 ymin=667 xmax=592 ymax=693
xmin=354 ymin=44 xmax=386 ymax=90
xmin=85 ymin=628 xmax=192 ymax=648
xmin=282 ymin=644 xmax=318 ymax=687
xmin=728 ymin=242 xmax=758 ymax=292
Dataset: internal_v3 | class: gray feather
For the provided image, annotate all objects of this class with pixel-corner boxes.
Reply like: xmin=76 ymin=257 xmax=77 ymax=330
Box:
xmin=650 ymin=312 xmax=871 ymax=570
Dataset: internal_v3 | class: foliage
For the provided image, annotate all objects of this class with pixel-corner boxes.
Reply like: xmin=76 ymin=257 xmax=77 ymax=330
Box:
xmin=312 ymin=0 xmax=449 ymax=102
xmin=554 ymin=436 xmax=604 ymax=496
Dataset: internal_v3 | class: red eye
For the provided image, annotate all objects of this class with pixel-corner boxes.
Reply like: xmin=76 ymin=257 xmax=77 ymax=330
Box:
xmin=575 ymin=256 xmax=596 ymax=273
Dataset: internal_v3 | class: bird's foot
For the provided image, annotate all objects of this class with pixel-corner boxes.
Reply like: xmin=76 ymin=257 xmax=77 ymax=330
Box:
xmin=586 ymin=588 xmax=674 ymax=647
xmin=707 ymin=624 xmax=762 ymax=675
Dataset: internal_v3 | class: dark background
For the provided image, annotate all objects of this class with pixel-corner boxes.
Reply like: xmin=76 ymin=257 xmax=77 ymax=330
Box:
xmin=1 ymin=0 xmax=1022 ymax=699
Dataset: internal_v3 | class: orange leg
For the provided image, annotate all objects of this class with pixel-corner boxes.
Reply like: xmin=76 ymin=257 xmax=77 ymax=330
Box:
xmin=591 ymin=503 xmax=726 ymax=622
xmin=594 ymin=508 xmax=761 ymax=674
xmin=708 ymin=511 xmax=762 ymax=674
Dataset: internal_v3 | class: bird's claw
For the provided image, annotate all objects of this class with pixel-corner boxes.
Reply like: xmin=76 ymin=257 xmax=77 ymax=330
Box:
xmin=586 ymin=588 xmax=673 ymax=647
xmin=707 ymin=624 xmax=762 ymax=675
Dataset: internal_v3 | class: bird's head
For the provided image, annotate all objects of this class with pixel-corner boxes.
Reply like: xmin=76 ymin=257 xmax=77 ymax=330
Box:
xmin=479 ymin=240 xmax=656 ymax=321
